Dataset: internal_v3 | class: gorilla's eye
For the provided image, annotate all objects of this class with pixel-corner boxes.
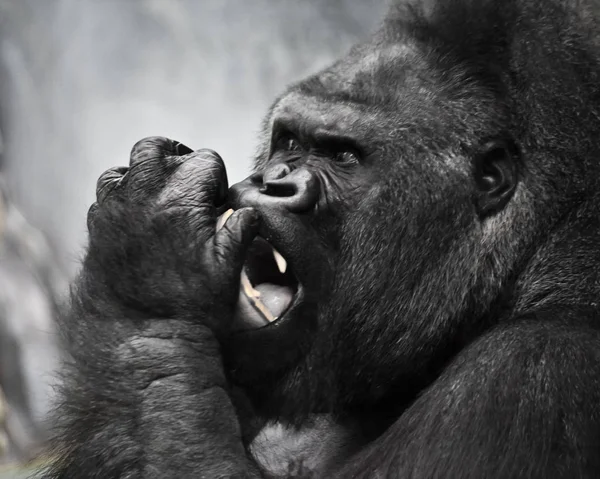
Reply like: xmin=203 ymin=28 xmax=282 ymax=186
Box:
xmin=276 ymin=135 xmax=302 ymax=153
xmin=285 ymin=137 xmax=302 ymax=152
xmin=335 ymin=150 xmax=361 ymax=165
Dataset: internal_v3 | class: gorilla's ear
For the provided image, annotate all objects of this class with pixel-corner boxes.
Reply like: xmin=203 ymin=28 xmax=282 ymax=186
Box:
xmin=473 ymin=139 xmax=519 ymax=218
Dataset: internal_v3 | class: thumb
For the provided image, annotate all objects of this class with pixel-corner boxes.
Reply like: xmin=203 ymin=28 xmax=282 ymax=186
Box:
xmin=213 ymin=208 xmax=260 ymax=275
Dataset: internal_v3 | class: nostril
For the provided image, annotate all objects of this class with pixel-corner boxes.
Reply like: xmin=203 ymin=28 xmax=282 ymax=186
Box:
xmin=229 ymin=168 xmax=319 ymax=213
xmin=261 ymin=180 xmax=297 ymax=197
xmin=250 ymin=173 xmax=263 ymax=186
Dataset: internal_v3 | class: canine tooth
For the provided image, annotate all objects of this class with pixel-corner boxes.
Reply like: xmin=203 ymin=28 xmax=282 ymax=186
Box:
xmin=273 ymin=249 xmax=287 ymax=274
xmin=216 ymin=208 xmax=234 ymax=231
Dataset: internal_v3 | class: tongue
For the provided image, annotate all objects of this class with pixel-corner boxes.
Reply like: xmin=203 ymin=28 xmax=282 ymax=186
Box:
xmin=254 ymin=283 xmax=294 ymax=318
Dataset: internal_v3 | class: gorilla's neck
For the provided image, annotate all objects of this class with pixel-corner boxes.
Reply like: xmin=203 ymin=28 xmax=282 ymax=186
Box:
xmin=513 ymin=193 xmax=600 ymax=315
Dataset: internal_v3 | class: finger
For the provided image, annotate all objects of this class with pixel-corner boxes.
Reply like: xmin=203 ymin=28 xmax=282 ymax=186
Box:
xmin=158 ymin=149 xmax=228 ymax=214
xmin=193 ymin=149 xmax=228 ymax=208
xmin=173 ymin=141 xmax=194 ymax=156
xmin=96 ymin=166 xmax=128 ymax=203
xmin=128 ymin=137 xmax=191 ymax=201
xmin=129 ymin=136 xmax=191 ymax=168
xmin=186 ymin=149 xmax=228 ymax=207
xmin=86 ymin=202 xmax=99 ymax=234
xmin=213 ymin=208 xmax=260 ymax=274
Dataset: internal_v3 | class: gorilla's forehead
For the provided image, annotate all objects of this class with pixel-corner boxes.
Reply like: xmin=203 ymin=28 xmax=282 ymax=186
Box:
xmin=307 ymin=40 xmax=435 ymax=107
xmin=319 ymin=42 xmax=422 ymax=94
xmin=269 ymin=92 xmax=381 ymax=139
xmin=267 ymin=39 xmax=481 ymax=145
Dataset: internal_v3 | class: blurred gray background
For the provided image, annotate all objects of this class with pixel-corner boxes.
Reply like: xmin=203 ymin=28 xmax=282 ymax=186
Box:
xmin=0 ymin=0 xmax=389 ymax=472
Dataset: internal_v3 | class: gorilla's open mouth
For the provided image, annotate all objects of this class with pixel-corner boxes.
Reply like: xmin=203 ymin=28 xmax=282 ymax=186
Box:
xmin=236 ymin=236 xmax=299 ymax=328
xmin=217 ymin=210 xmax=300 ymax=330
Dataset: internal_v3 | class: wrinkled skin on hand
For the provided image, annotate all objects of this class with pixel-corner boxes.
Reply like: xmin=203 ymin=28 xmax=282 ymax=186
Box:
xmin=85 ymin=136 xmax=259 ymax=333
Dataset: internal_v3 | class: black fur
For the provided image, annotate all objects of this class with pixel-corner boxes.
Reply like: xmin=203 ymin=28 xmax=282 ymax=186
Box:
xmin=45 ymin=0 xmax=600 ymax=478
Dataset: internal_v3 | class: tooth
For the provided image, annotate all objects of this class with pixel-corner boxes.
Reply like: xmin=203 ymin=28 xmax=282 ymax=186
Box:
xmin=219 ymin=207 xmax=277 ymax=323
xmin=216 ymin=208 xmax=234 ymax=231
xmin=241 ymin=270 xmax=260 ymax=299
xmin=273 ymin=249 xmax=287 ymax=274
xmin=241 ymin=270 xmax=276 ymax=322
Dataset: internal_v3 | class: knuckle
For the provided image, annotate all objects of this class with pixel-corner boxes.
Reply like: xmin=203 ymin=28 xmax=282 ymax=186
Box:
xmin=188 ymin=149 xmax=226 ymax=175
xmin=96 ymin=166 xmax=127 ymax=203
xmin=195 ymin=148 xmax=223 ymax=162
xmin=86 ymin=202 xmax=99 ymax=232
xmin=128 ymin=158 xmax=185 ymax=202
xmin=183 ymin=150 xmax=228 ymax=202
xmin=129 ymin=136 xmax=179 ymax=168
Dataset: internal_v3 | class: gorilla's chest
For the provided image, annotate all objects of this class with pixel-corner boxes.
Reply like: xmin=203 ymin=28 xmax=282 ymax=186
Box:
xmin=249 ymin=416 xmax=360 ymax=478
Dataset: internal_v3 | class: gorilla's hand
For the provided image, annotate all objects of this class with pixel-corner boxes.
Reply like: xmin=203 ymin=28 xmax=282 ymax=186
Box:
xmin=86 ymin=136 xmax=259 ymax=332
xmin=49 ymin=137 xmax=263 ymax=478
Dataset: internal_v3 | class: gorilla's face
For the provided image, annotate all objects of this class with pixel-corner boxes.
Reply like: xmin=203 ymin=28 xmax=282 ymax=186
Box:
xmin=226 ymin=37 xmax=528 ymax=411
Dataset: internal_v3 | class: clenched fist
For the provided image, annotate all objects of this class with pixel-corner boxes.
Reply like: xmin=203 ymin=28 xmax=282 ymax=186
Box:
xmin=84 ymin=136 xmax=259 ymax=333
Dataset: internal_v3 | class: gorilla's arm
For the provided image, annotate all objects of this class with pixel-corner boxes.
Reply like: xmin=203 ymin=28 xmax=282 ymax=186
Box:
xmin=337 ymin=313 xmax=600 ymax=479
xmin=45 ymin=137 xmax=262 ymax=478
xmin=52 ymin=301 xmax=257 ymax=478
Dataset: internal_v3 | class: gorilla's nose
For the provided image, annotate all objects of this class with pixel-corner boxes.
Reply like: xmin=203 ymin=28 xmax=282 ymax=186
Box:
xmin=229 ymin=163 xmax=319 ymax=213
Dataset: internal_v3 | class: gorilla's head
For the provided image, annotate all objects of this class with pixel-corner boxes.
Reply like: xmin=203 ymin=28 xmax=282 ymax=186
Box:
xmin=225 ymin=0 xmax=600 ymax=419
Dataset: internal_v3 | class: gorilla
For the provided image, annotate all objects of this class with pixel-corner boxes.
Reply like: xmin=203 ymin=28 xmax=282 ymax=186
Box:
xmin=46 ymin=0 xmax=600 ymax=477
